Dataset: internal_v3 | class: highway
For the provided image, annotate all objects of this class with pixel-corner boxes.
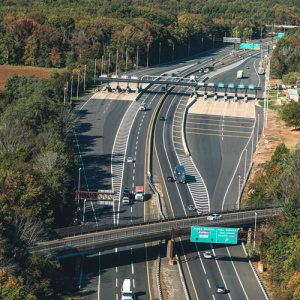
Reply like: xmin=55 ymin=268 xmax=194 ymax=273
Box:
xmin=73 ymin=42 xmax=270 ymax=299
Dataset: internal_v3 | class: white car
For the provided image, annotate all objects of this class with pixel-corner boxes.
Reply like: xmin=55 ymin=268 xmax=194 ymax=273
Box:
xmin=203 ymin=251 xmax=213 ymax=259
xmin=207 ymin=214 xmax=222 ymax=220
xmin=127 ymin=157 xmax=134 ymax=163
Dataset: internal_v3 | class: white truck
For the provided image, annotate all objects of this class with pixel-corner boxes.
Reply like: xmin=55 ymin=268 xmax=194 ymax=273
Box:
xmin=258 ymin=67 xmax=265 ymax=75
xmin=237 ymin=70 xmax=243 ymax=79
xmin=135 ymin=186 xmax=144 ymax=201
xmin=121 ymin=279 xmax=133 ymax=300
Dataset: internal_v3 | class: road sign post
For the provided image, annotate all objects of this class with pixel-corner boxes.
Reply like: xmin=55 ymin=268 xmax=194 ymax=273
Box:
xmin=191 ymin=226 xmax=238 ymax=244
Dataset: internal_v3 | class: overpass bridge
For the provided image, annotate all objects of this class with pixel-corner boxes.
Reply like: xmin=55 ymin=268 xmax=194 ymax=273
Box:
xmin=32 ymin=207 xmax=282 ymax=259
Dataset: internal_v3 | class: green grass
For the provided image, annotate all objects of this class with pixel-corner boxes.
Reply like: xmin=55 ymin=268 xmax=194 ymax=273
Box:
xmin=259 ymin=99 xmax=281 ymax=110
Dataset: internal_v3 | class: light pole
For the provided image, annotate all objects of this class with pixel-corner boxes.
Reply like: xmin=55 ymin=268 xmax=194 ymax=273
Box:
xmin=238 ymin=175 xmax=242 ymax=202
xmin=107 ymin=53 xmax=111 ymax=76
xmin=256 ymin=114 xmax=260 ymax=154
xmin=213 ymin=35 xmax=215 ymax=48
xmin=253 ymin=212 xmax=257 ymax=261
xmin=188 ymin=40 xmax=190 ymax=57
xmin=125 ymin=48 xmax=128 ymax=73
xmin=83 ymin=199 xmax=86 ymax=225
xmin=94 ymin=59 xmax=97 ymax=85
xmin=101 ymin=55 xmax=104 ymax=76
xmin=78 ymin=167 xmax=81 ymax=197
xmin=244 ymin=149 xmax=248 ymax=183
xmin=159 ymin=42 xmax=161 ymax=64
xmin=116 ymin=49 xmax=118 ymax=75
xmin=77 ymin=69 xmax=80 ymax=101
xmin=83 ymin=64 xmax=86 ymax=93
xmin=63 ymin=87 xmax=66 ymax=105
xmin=251 ymin=125 xmax=254 ymax=162
xmin=172 ymin=43 xmax=175 ymax=61
xmin=136 ymin=46 xmax=139 ymax=70
xmin=146 ymin=44 xmax=149 ymax=68
xmin=70 ymin=76 xmax=73 ymax=104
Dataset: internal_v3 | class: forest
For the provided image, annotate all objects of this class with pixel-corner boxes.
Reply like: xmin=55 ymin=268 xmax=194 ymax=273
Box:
xmin=0 ymin=0 xmax=299 ymax=298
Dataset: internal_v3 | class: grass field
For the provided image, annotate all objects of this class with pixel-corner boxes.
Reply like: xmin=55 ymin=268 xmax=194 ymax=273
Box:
xmin=0 ymin=65 xmax=64 ymax=91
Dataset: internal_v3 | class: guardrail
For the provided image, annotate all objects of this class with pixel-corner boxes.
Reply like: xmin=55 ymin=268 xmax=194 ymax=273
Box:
xmin=33 ymin=207 xmax=283 ymax=258
xmin=54 ymin=202 xmax=283 ymax=239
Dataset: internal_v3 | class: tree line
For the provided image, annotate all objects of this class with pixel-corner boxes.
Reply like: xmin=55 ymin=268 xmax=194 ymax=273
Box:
xmin=0 ymin=74 xmax=77 ymax=298
xmin=0 ymin=0 xmax=298 ymax=71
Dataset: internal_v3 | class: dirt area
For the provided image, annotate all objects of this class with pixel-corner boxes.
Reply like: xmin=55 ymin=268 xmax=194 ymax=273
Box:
xmin=242 ymin=93 xmax=300 ymax=198
xmin=0 ymin=65 xmax=62 ymax=91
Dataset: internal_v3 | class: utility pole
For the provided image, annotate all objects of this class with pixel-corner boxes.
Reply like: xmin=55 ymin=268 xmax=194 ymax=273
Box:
xmin=116 ymin=50 xmax=118 ymax=75
xmin=94 ymin=59 xmax=97 ymax=85
xmin=108 ymin=53 xmax=111 ymax=76
xmin=136 ymin=46 xmax=139 ymax=70
xmin=83 ymin=64 xmax=86 ymax=92
xmin=159 ymin=42 xmax=161 ymax=64
xmin=147 ymin=44 xmax=149 ymax=68
xmin=125 ymin=48 xmax=128 ymax=73
xmin=70 ymin=76 xmax=73 ymax=104
xmin=77 ymin=69 xmax=80 ymax=101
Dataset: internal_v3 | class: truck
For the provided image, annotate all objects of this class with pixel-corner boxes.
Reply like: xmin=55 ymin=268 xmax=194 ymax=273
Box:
xmin=258 ymin=67 xmax=265 ymax=75
xmin=121 ymin=279 xmax=133 ymax=300
xmin=135 ymin=186 xmax=144 ymax=201
xmin=174 ymin=165 xmax=186 ymax=183
xmin=237 ymin=70 xmax=243 ymax=79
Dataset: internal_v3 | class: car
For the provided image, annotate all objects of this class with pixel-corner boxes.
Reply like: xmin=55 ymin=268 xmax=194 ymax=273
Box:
xmin=221 ymin=62 xmax=224 ymax=65
xmin=203 ymin=251 xmax=213 ymax=259
xmin=238 ymin=55 xmax=241 ymax=57
xmin=176 ymin=70 xmax=181 ymax=74
xmin=246 ymin=66 xmax=249 ymax=69
xmin=197 ymin=61 xmax=201 ymax=64
xmin=216 ymin=285 xmax=226 ymax=294
xmin=210 ymin=58 xmax=214 ymax=61
xmin=167 ymin=176 xmax=174 ymax=182
xmin=188 ymin=204 xmax=196 ymax=211
xmin=160 ymin=116 xmax=166 ymax=121
xmin=127 ymin=157 xmax=134 ymax=163
xmin=123 ymin=187 xmax=130 ymax=194
xmin=161 ymin=85 xmax=166 ymax=90
xmin=207 ymin=213 xmax=222 ymax=220
xmin=241 ymin=56 xmax=244 ymax=59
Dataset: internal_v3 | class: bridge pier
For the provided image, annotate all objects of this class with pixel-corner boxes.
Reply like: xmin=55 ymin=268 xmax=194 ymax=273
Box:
xmin=224 ymin=93 xmax=228 ymax=101
xmin=244 ymin=94 xmax=248 ymax=102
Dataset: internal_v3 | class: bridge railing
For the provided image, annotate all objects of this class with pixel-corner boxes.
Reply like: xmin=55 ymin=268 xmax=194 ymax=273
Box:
xmin=53 ymin=202 xmax=283 ymax=239
xmin=34 ymin=207 xmax=283 ymax=254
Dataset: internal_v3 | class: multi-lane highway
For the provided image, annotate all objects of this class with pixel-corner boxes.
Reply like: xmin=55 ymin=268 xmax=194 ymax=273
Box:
xmin=74 ymin=42 xmax=270 ymax=299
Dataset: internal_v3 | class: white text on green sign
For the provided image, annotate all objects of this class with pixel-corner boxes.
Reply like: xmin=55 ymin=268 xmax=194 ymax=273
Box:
xmin=218 ymin=83 xmax=225 ymax=87
xmin=241 ymin=43 xmax=253 ymax=49
xmin=190 ymin=226 xmax=238 ymax=244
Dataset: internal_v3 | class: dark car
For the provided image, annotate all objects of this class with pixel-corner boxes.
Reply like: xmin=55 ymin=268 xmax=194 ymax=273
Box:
xmin=216 ymin=285 xmax=226 ymax=294
xmin=123 ymin=187 xmax=130 ymax=195
xmin=160 ymin=116 xmax=166 ymax=121
xmin=167 ymin=176 xmax=174 ymax=182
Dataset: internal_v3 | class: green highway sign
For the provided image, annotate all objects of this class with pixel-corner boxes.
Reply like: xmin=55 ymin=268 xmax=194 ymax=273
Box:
xmin=241 ymin=43 xmax=253 ymax=49
xmin=254 ymin=44 xmax=260 ymax=50
xmin=190 ymin=227 xmax=238 ymax=244
xmin=218 ymin=83 xmax=225 ymax=87
xmin=228 ymin=84 xmax=235 ymax=88
xmin=248 ymin=85 xmax=255 ymax=89
xmin=278 ymin=33 xmax=285 ymax=38
xmin=238 ymin=84 xmax=245 ymax=88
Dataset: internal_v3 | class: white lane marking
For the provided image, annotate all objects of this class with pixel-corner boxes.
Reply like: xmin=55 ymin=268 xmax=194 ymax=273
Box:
xmin=226 ymin=246 xmax=249 ymax=299
xmin=133 ymin=176 xmax=134 ymax=181
xmin=132 ymin=183 xmax=134 ymax=188
xmin=207 ymin=278 xmax=211 ymax=288
xmin=195 ymin=243 xmax=206 ymax=275
xmin=133 ymin=169 xmax=135 ymax=174
xmin=98 ymin=252 xmax=101 ymax=300
xmin=116 ymin=294 xmax=118 ymax=300
xmin=131 ymin=262 xmax=134 ymax=274
xmin=133 ymin=279 xmax=135 ymax=289
xmin=135 ymin=151 xmax=137 ymax=156
xmin=116 ymin=266 xmax=118 ymax=273
xmin=135 ymin=146 xmax=138 ymax=150
xmin=116 ymin=278 xmax=118 ymax=287
xmin=210 ymin=246 xmax=232 ymax=300
xmin=136 ymin=141 xmax=138 ymax=145
xmin=131 ymin=207 xmax=133 ymax=213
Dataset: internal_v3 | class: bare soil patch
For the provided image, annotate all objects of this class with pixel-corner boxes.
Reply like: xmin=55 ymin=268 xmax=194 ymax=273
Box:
xmin=0 ymin=65 xmax=63 ymax=91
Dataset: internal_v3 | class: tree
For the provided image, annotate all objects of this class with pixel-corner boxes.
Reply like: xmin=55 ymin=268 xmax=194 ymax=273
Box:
xmin=280 ymin=102 xmax=300 ymax=129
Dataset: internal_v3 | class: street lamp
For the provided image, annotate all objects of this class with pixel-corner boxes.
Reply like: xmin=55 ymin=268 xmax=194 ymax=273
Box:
xmin=244 ymin=149 xmax=248 ymax=183
xmin=94 ymin=59 xmax=97 ymax=85
xmin=253 ymin=212 xmax=257 ymax=261
xmin=136 ymin=46 xmax=139 ymax=70
xmin=251 ymin=125 xmax=254 ymax=162
xmin=83 ymin=64 xmax=86 ymax=93
xmin=159 ymin=42 xmax=161 ymax=65
xmin=83 ymin=199 xmax=86 ymax=225
xmin=238 ymin=175 xmax=242 ymax=202
xmin=125 ymin=48 xmax=128 ymax=73
xmin=172 ymin=43 xmax=175 ymax=61
xmin=101 ymin=55 xmax=104 ymax=76
xmin=77 ymin=69 xmax=80 ymax=101
xmin=108 ymin=53 xmax=111 ymax=76
xmin=116 ymin=49 xmax=119 ymax=75
xmin=70 ymin=76 xmax=73 ymax=104
xmin=63 ymin=87 xmax=66 ymax=105
xmin=256 ymin=114 xmax=260 ymax=154
xmin=78 ymin=167 xmax=81 ymax=192
xmin=146 ymin=44 xmax=149 ymax=68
